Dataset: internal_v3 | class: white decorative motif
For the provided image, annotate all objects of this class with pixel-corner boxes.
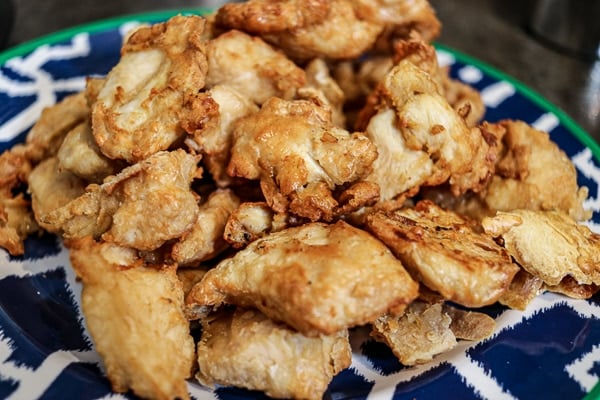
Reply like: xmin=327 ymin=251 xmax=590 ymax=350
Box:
xmin=457 ymin=65 xmax=483 ymax=84
xmin=531 ymin=112 xmax=560 ymax=133
xmin=480 ymin=81 xmax=516 ymax=108
xmin=0 ymin=33 xmax=90 ymax=142
xmin=566 ymin=344 xmax=600 ymax=392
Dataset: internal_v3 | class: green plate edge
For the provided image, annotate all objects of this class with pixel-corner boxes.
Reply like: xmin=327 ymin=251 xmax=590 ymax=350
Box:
xmin=0 ymin=8 xmax=599 ymax=400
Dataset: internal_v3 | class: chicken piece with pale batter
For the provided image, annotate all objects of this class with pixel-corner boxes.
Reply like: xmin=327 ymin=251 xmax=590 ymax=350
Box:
xmin=482 ymin=120 xmax=590 ymax=221
xmin=186 ymin=220 xmax=419 ymax=336
xmin=227 ymin=96 xmax=378 ymax=221
xmin=196 ymin=307 xmax=351 ymax=400
xmin=92 ymin=15 xmax=209 ymax=163
xmin=482 ymin=209 xmax=600 ymax=286
xmin=358 ymin=61 xmax=496 ymax=207
xmin=42 ymin=150 xmax=201 ymax=251
xmin=366 ymin=200 xmax=519 ymax=307
xmin=68 ymin=236 xmax=195 ymax=400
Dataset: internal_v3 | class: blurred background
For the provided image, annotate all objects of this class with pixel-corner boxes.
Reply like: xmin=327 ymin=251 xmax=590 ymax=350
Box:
xmin=1 ymin=0 xmax=599 ymax=142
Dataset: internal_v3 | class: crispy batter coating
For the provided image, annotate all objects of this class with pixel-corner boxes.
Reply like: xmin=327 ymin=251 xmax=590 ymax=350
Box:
xmin=184 ymin=84 xmax=258 ymax=187
xmin=497 ymin=269 xmax=544 ymax=311
xmin=92 ymin=15 xmax=209 ymax=163
xmin=56 ymin=120 xmax=123 ymax=183
xmin=215 ymin=0 xmax=331 ymax=33
xmin=25 ymin=92 xmax=89 ymax=163
xmin=43 ymin=150 xmax=201 ymax=251
xmin=260 ymin=0 xmax=383 ymax=61
xmin=28 ymin=157 xmax=87 ymax=233
xmin=366 ymin=200 xmax=519 ymax=307
xmin=482 ymin=209 xmax=600 ymax=286
xmin=371 ymin=302 xmax=456 ymax=365
xmin=68 ymin=237 xmax=194 ymax=400
xmin=360 ymin=61 xmax=495 ymax=205
xmin=172 ymin=189 xmax=240 ymax=266
xmin=354 ymin=0 xmax=441 ymax=47
xmin=223 ymin=201 xmax=291 ymax=248
xmin=482 ymin=120 xmax=590 ymax=221
xmin=545 ymin=276 xmax=599 ymax=300
xmin=186 ymin=220 xmax=419 ymax=335
xmin=196 ymin=307 xmax=351 ymax=399
xmin=205 ymin=30 xmax=306 ymax=105
xmin=0 ymin=147 xmax=37 ymax=255
xmin=302 ymin=58 xmax=346 ymax=128
xmin=443 ymin=304 xmax=495 ymax=341
xmin=228 ymin=96 xmax=378 ymax=221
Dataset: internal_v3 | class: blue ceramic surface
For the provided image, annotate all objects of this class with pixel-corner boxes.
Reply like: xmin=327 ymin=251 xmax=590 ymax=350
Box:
xmin=0 ymin=11 xmax=599 ymax=400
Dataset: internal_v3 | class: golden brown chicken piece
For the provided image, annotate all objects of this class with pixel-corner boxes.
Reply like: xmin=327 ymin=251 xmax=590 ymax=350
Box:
xmin=92 ymin=15 xmax=209 ymax=163
xmin=228 ymin=96 xmax=378 ymax=221
xmin=184 ymin=84 xmax=258 ymax=187
xmin=24 ymin=91 xmax=89 ymax=164
xmin=366 ymin=200 xmax=519 ymax=307
xmin=371 ymin=302 xmax=456 ymax=366
xmin=27 ymin=157 xmax=87 ymax=233
xmin=354 ymin=0 xmax=442 ymax=48
xmin=205 ymin=30 xmax=306 ymax=105
xmin=482 ymin=209 xmax=600 ymax=286
xmin=68 ymin=236 xmax=195 ymax=400
xmin=172 ymin=189 xmax=240 ymax=266
xmin=56 ymin=120 xmax=124 ymax=183
xmin=196 ymin=307 xmax=351 ymax=400
xmin=301 ymin=58 xmax=346 ymax=128
xmin=497 ymin=269 xmax=544 ymax=311
xmin=259 ymin=0 xmax=383 ymax=61
xmin=0 ymin=147 xmax=38 ymax=255
xmin=215 ymin=0 xmax=331 ymax=34
xmin=545 ymin=276 xmax=599 ymax=300
xmin=359 ymin=61 xmax=496 ymax=206
xmin=186 ymin=220 xmax=419 ymax=336
xmin=482 ymin=120 xmax=590 ymax=221
xmin=42 ymin=150 xmax=201 ymax=251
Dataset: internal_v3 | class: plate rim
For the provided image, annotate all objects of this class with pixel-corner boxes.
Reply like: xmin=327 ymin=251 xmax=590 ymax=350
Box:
xmin=0 ymin=8 xmax=599 ymax=400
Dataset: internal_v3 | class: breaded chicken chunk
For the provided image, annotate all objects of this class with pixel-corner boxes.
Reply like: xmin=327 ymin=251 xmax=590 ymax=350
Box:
xmin=24 ymin=91 xmax=89 ymax=163
xmin=367 ymin=200 xmax=519 ymax=307
xmin=196 ymin=307 xmax=351 ymax=399
xmin=223 ymin=201 xmax=291 ymax=248
xmin=57 ymin=119 xmax=123 ymax=183
xmin=482 ymin=120 xmax=590 ymax=221
xmin=92 ymin=15 xmax=209 ymax=163
xmin=215 ymin=0 xmax=331 ymax=34
xmin=228 ymin=96 xmax=378 ymax=221
xmin=359 ymin=61 xmax=495 ymax=205
xmin=42 ymin=150 xmax=201 ymax=251
xmin=68 ymin=237 xmax=195 ymax=400
xmin=205 ymin=30 xmax=306 ymax=105
xmin=172 ymin=189 xmax=240 ymax=266
xmin=0 ymin=147 xmax=37 ymax=255
xmin=186 ymin=220 xmax=419 ymax=336
xmin=482 ymin=209 xmax=600 ymax=286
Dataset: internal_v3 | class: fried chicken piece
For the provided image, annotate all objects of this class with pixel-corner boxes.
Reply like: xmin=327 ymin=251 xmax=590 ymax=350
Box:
xmin=223 ymin=201 xmax=296 ymax=248
xmin=0 ymin=147 xmax=38 ymax=255
xmin=177 ymin=267 xmax=209 ymax=297
xmin=544 ymin=276 xmax=599 ymax=300
xmin=172 ymin=189 xmax=240 ymax=266
xmin=92 ymin=15 xmax=209 ymax=163
xmin=205 ymin=30 xmax=305 ymax=105
xmin=371 ymin=302 xmax=456 ymax=366
xmin=43 ymin=150 xmax=201 ymax=251
xmin=354 ymin=0 xmax=441 ymax=48
xmin=228 ymin=96 xmax=378 ymax=221
xmin=196 ymin=307 xmax=351 ymax=399
xmin=186 ymin=220 xmax=419 ymax=336
xmin=366 ymin=200 xmax=519 ymax=307
xmin=68 ymin=236 xmax=195 ymax=400
xmin=482 ymin=120 xmax=590 ymax=221
xmin=360 ymin=61 xmax=495 ymax=205
xmin=184 ymin=85 xmax=258 ymax=187
xmin=259 ymin=0 xmax=383 ymax=61
xmin=27 ymin=157 xmax=87 ymax=233
xmin=482 ymin=209 xmax=600 ymax=286
xmin=442 ymin=304 xmax=495 ymax=341
xmin=215 ymin=0 xmax=331 ymax=34
xmin=301 ymin=58 xmax=346 ymax=128
xmin=57 ymin=119 xmax=124 ymax=183
xmin=25 ymin=91 xmax=89 ymax=164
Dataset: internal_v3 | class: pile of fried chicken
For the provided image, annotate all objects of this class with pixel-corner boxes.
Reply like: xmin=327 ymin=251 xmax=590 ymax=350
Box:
xmin=1 ymin=0 xmax=599 ymax=399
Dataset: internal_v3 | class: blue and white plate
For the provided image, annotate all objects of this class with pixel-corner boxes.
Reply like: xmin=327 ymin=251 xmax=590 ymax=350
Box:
xmin=0 ymin=10 xmax=599 ymax=400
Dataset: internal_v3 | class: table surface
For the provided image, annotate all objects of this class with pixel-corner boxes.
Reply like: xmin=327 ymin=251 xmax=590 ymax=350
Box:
xmin=3 ymin=0 xmax=600 ymax=144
